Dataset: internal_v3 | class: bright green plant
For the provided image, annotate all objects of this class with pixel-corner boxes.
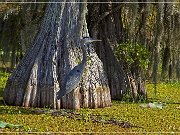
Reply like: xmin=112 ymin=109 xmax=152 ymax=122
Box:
xmin=79 ymin=109 xmax=92 ymax=122
xmin=0 ymin=70 xmax=180 ymax=133
xmin=116 ymin=40 xmax=149 ymax=69
xmin=0 ymin=71 xmax=10 ymax=98
xmin=0 ymin=121 xmax=23 ymax=129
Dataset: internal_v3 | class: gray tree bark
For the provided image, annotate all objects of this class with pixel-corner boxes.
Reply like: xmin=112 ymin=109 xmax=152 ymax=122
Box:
xmin=87 ymin=1 xmax=147 ymax=101
xmin=161 ymin=2 xmax=173 ymax=81
xmin=152 ymin=0 xmax=164 ymax=94
xmin=3 ymin=0 xmax=111 ymax=109
xmin=88 ymin=2 xmax=129 ymax=100
xmin=19 ymin=2 xmax=46 ymax=52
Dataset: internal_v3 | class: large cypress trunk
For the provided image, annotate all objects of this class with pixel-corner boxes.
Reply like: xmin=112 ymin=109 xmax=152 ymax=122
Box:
xmin=3 ymin=0 xmax=111 ymax=109
xmin=88 ymin=2 xmax=128 ymax=100
xmin=87 ymin=1 xmax=147 ymax=101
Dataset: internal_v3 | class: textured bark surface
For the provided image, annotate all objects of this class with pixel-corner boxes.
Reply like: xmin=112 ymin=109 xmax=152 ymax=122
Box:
xmin=20 ymin=3 xmax=46 ymax=52
xmin=87 ymin=1 xmax=147 ymax=101
xmin=3 ymin=1 xmax=111 ymax=109
xmin=88 ymin=2 xmax=128 ymax=100
xmin=161 ymin=2 xmax=173 ymax=81
xmin=152 ymin=1 xmax=164 ymax=94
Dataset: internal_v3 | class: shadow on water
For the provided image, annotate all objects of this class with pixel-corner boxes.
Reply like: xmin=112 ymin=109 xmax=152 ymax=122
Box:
xmin=0 ymin=99 xmax=76 ymax=115
xmin=0 ymin=91 xmax=34 ymax=115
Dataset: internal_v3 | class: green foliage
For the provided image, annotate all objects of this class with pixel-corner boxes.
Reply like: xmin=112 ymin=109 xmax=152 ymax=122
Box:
xmin=78 ymin=108 xmax=92 ymax=122
xmin=0 ymin=121 xmax=22 ymax=129
xmin=0 ymin=71 xmax=180 ymax=133
xmin=0 ymin=4 xmax=21 ymax=14
xmin=116 ymin=41 xmax=149 ymax=69
xmin=121 ymin=93 xmax=132 ymax=102
xmin=0 ymin=71 xmax=10 ymax=99
xmin=0 ymin=71 xmax=9 ymax=86
xmin=146 ymin=83 xmax=180 ymax=103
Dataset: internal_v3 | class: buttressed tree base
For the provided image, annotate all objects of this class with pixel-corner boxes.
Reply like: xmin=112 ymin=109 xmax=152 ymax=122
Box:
xmin=3 ymin=1 xmax=111 ymax=109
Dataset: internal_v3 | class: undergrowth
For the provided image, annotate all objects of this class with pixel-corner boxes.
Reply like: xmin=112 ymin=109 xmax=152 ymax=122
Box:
xmin=0 ymin=71 xmax=180 ymax=133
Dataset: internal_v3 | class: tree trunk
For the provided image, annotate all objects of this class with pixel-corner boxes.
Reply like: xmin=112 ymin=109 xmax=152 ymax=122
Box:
xmin=87 ymin=1 xmax=147 ymax=101
xmin=161 ymin=2 xmax=173 ymax=81
xmin=3 ymin=1 xmax=111 ymax=109
xmin=174 ymin=5 xmax=180 ymax=81
xmin=177 ymin=49 xmax=180 ymax=82
xmin=152 ymin=1 xmax=164 ymax=94
xmin=88 ymin=2 xmax=128 ymax=100
xmin=19 ymin=2 xmax=46 ymax=52
xmin=161 ymin=45 xmax=171 ymax=80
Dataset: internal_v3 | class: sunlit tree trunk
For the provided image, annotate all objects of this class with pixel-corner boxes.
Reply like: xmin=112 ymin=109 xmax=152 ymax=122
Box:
xmin=4 ymin=0 xmax=111 ymax=109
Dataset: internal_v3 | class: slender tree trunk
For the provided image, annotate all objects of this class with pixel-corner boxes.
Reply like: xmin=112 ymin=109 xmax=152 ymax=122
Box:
xmin=10 ymin=46 xmax=16 ymax=69
xmin=177 ymin=48 xmax=180 ymax=82
xmin=161 ymin=45 xmax=171 ymax=80
xmin=152 ymin=1 xmax=164 ymax=95
xmin=130 ymin=1 xmax=149 ymax=101
xmin=136 ymin=1 xmax=150 ymax=46
xmin=4 ymin=1 xmax=111 ymax=109
xmin=161 ymin=2 xmax=173 ymax=81
xmin=174 ymin=4 xmax=180 ymax=81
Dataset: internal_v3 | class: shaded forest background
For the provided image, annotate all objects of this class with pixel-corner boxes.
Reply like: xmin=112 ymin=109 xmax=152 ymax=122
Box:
xmin=0 ymin=0 xmax=180 ymax=102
